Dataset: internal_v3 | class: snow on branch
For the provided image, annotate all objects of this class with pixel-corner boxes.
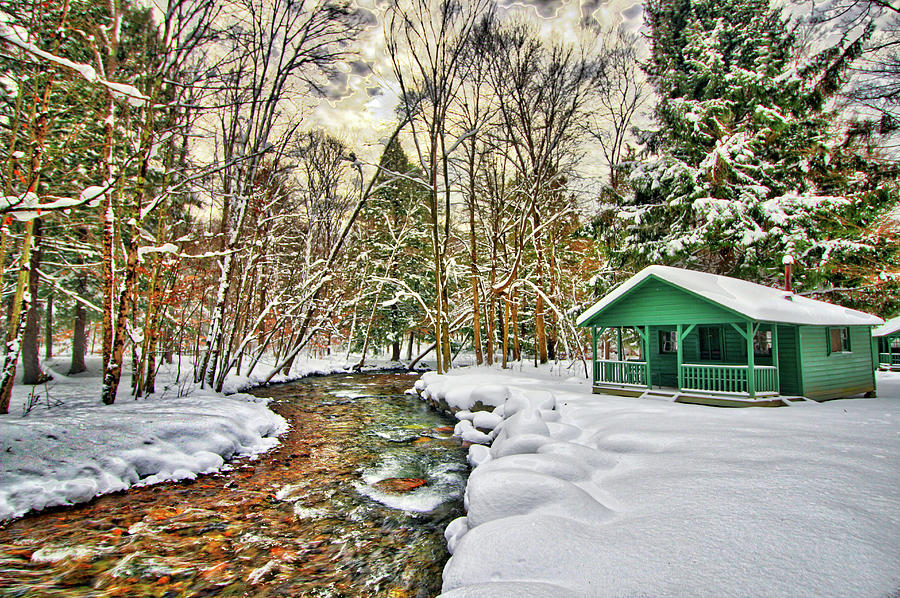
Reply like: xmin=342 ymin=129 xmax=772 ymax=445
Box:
xmin=0 ymin=22 xmax=148 ymax=106
xmin=0 ymin=188 xmax=106 ymax=220
xmin=137 ymin=243 xmax=179 ymax=262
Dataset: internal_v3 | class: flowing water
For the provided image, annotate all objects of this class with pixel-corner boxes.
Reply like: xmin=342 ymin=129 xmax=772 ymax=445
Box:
xmin=0 ymin=372 xmax=467 ymax=597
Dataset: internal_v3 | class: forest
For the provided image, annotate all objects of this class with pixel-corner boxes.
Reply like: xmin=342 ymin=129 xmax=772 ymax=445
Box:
xmin=0 ymin=0 xmax=898 ymax=412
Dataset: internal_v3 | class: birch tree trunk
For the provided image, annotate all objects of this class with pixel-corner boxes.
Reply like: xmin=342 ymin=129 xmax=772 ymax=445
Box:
xmin=101 ymin=82 xmax=155 ymax=404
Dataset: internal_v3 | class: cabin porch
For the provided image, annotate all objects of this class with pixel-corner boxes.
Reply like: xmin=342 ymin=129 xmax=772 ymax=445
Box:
xmin=590 ymin=322 xmax=787 ymax=406
xmin=876 ymin=335 xmax=900 ymax=370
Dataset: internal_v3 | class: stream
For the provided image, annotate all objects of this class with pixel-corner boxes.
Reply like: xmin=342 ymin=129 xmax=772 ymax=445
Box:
xmin=0 ymin=372 xmax=467 ymax=597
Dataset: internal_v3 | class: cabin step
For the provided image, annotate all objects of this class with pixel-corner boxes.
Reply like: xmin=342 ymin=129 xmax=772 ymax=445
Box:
xmin=639 ymin=390 xmax=679 ymax=402
xmin=781 ymin=395 xmax=815 ymax=405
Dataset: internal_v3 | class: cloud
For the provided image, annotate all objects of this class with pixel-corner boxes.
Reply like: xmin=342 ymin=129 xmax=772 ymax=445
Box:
xmin=306 ymin=0 xmax=646 ymax=183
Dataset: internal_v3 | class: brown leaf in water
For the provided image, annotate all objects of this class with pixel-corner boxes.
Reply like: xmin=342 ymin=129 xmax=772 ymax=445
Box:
xmin=372 ymin=478 xmax=426 ymax=493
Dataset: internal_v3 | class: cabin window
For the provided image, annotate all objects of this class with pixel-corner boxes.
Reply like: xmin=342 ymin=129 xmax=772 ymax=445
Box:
xmin=754 ymin=330 xmax=772 ymax=357
xmin=698 ymin=326 xmax=723 ymax=360
xmin=828 ymin=327 xmax=851 ymax=354
xmin=659 ymin=330 xmax=677 ymax=354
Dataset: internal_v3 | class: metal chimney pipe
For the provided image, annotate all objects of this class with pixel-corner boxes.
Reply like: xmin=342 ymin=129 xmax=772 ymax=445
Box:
xmin=782 ymin=254 xmax=794 ymax=292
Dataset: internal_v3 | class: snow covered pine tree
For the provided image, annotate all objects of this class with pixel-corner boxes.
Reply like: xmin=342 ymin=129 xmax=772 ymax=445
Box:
xmin=617 ymin=0 xmax=898 ymax=299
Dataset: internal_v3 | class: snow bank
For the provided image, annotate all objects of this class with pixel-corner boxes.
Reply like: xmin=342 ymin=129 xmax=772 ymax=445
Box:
xmin=0 ymin=391 xmax=283 ymax=520
xmin=417 ymin=365 xmax=900 ymax=598
xmin=0 ymin=357 xmax=286 ymax=521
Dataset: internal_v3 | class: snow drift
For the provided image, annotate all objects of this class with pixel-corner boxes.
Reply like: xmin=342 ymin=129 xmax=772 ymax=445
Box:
xmin=418 ymin=366 xmax=900 ymax=598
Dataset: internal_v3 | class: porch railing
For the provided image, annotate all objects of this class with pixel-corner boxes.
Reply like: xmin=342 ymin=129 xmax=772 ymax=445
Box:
xmin=594 ymin=359 xmax=648 ymax=386
xmin=879 ymin=352 xmax=900 ymax=367
xmin=681 ymin=364 xmax=778 ymax=395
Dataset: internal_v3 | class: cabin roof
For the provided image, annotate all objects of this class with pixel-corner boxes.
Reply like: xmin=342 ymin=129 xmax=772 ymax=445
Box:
xmin=577 ymin=265 xmax=883 ymax=327
xmin=873 ymin=316 xmax=900 ymax=337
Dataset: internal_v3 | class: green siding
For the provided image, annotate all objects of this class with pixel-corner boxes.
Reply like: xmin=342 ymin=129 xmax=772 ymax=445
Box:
xmin=583 ymin=277 xmax=747 ymax=327
xmin=798 ymin=326 xmax=875 ymax=400
xmin=680 ymin=324 xmax=772 ymax=365
xmin=723 ymin=326 xmax=745 ymax=364
xmin=776 ymin=325 xmax=801 ymax=395
xmin=682 ymin=330 xmax=699 ymax=362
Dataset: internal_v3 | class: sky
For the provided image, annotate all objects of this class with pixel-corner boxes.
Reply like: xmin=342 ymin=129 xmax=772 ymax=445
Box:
xmin=307 ymin=0 xmax=647 ymax=177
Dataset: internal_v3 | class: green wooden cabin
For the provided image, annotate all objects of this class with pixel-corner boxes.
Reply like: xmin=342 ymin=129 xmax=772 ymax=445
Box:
xmin=873 ymin=317 xmax=900 ymax=371
xmin=576 ymin=266 xmax=883 ymax=406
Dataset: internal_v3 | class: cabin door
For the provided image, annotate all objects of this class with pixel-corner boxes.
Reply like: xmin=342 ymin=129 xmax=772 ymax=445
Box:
xmin=651 ymin=326 xmax=678 ymax=388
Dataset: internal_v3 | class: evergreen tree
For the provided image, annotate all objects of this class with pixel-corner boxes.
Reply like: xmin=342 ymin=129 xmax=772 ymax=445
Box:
xmin=353 ymin=135 xmax=432 ymax=362
xmin=614 ymin=0 xmax=898 ymax=304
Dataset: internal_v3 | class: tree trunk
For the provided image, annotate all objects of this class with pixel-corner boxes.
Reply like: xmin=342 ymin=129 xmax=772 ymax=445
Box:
xmin=430 ymin=187 xmax=444 ymax=374
xmin=44 ymin=292 xmax=52 ymax=360
xmin=467 ymin=145 xmax=483 ymax=365
xmin=406 ymin=331 xmax=414 ymax=361
xmin=0 ymin=220 xmax=13 ymax=328
xmin=441 ymin=285 xmax=452 ymax=370
xmin=102 ymin=235 xmax=138 ymax=405
xmin=280 ymin=352 xmax=296 ymax=376
xmin=391 ymin=339 xmax=401 ymax=361
xmin=501 ymin=294 xmax=509 ymax=369
xmin=0 ymin=220 xmax=35 ymax=412
xmin=100 ymin=97 xmax=117 ymax=381
xmin=22 ymin=219 xmax=45 ymax=385
xmin=485 ymin=292 xmax=495 ymax=366
xmin=142 ymin=284 xmax=160 ymax=395
xmin=102 ymin=91 xmax=156 ymax=405
xmin=512 ymin=290 xmax=521 ymax=362
xmin=69 ymin=300 xmax=87 ymax=375
xmin=532 ymin=211 xmax=548 ymax=364
xmin=0 ymin=39 xmax=60 ymax=410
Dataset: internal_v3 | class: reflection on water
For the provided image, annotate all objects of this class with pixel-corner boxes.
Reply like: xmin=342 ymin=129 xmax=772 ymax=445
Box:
xmin=0 ymin=372 xmax=467 ymax=597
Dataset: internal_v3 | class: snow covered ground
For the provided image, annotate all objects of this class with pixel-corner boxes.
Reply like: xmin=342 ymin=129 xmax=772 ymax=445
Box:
xmin=417 ymin=365 xmax=900 ymax=598
xmin=0 ymin=352 xmax=407 ymax=521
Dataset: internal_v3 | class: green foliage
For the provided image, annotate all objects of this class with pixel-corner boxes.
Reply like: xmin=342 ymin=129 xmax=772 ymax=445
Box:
xmin=609 ymin=0 xmax=899 ymax=312
xmin=352 ymin=135 xmax=433 ymax=352
xmin=0 ymin=0 xmax=198 ymax=332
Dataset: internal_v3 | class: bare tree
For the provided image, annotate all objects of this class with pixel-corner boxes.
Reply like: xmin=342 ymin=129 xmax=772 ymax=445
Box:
xmin=101 ymin=0 xmax=219 ymax=404
xmin=810 ymin=0 xmax=900 ymax=153
xmin=587 ymin=30 xmax=648 ymax=191
xmin=386 ymin=0 xmax=490 ymax=373
xmin=198 ymin=0 xmax=364 ymax=389
xmin=487 ymin=19 xmax=604 ymax=364
xmin=451 ymin=10 xmax=500 ymax=366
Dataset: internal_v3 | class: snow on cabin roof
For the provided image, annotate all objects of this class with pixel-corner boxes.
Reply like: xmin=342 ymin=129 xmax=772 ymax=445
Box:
xmin=576 ymin=265 xmax=883 ymax=327
xmin=873 ymin=316 xmax=900 ymax=337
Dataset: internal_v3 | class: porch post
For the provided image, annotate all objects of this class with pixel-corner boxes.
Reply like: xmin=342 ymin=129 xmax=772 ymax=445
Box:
xmin=747 ymin=321 xmax=756 ymax=398
xmin=771 ymin=324 xmax=780 ymax=393
xmin=676 ymin=323 xmax=683 ymax=390
xmin=616 ymin=327 xmax=623 ymax=360
xmin=644 ymin=325 xmax=653 ymax=389
xmin=591 ymin=326 xmax=598 ymax=384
